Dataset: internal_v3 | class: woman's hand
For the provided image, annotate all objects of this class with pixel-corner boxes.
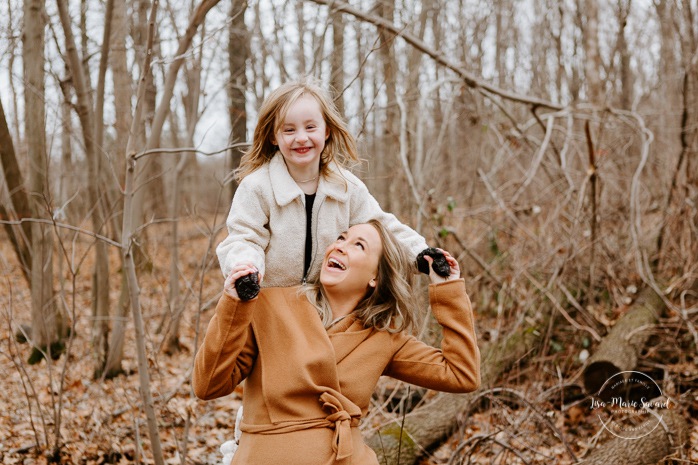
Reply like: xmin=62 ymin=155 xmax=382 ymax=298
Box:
xmin=224 ymin=263 xmax=259 ymax=300
xmin=425 ymin=249 xmax=460 ymax=284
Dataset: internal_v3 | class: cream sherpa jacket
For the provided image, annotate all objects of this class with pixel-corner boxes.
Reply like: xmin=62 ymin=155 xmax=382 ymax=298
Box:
xmin=216 ymin=153 xmax=428 ymax=287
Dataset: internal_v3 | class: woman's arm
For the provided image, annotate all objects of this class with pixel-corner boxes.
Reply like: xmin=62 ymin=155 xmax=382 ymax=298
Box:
xmin=192 ymin=270 xmax=259 ymax=400
xmin=384 ymin=253 xmax=480 ymax=393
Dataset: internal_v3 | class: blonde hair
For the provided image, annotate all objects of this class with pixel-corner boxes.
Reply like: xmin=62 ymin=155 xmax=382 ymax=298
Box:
xmin=234 ymin=77 xmax=360 ymax=182
xmin=302 ymin=220 xmax=417 ymax=333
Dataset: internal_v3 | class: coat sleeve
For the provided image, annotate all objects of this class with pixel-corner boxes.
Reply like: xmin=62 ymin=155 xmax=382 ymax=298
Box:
xmin=383 ymin=279 xmax=480 ymax=393
xmin=215 ymin=178 xmax=270 ymax=278
xmin=192 ymin=294 xmax=258 ymax=400
xmin=347 ymin=175 xmax=428 ymax=265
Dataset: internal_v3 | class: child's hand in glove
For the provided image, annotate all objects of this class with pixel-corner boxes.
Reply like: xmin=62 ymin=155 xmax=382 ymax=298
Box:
xmin=416 ymin=247 xmax=452 ymax=277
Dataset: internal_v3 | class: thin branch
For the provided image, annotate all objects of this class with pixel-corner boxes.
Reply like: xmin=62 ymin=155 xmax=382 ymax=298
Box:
xmin=511 ymin=113 xmax=555 ymax=203
xmin=0 ymin=219 xmax=121 ymax=248
xmin=307 ymin=0 xmax=563 ymax=110
xmin=133 ymin=142 xmax=249 ymax=160
xmin=523 ymin=270 xmax=602 ymax=342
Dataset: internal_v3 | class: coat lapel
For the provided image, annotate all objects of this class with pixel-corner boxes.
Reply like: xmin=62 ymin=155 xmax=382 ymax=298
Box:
xmin=328 ymin=316 xmax=373 ymax=364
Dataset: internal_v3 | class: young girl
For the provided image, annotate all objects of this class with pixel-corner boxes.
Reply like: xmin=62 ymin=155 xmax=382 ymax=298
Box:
xmin=216 ymin=77 xmax=440 ymax=296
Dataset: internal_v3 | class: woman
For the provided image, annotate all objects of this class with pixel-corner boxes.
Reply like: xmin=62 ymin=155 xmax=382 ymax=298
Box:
xmin=193 ymin=220 xmax=480 ymax=465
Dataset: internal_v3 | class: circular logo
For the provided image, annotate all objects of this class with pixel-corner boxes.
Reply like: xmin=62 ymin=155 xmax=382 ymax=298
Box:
xmin=589 ymin=370 xmax=671 ymax=439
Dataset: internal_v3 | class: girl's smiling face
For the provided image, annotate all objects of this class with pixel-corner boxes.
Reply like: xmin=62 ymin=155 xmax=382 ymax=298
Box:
xmin=273 ymin=94 xmax=329 ymax=173
xmin=320 ymin=224 xmax=382 ymax=296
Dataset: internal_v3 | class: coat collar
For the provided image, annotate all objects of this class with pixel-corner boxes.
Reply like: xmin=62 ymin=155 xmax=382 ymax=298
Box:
xmin=328 ymin=316 xmax=374 ymax=364
xmin=269 ymin=152 xmax=353 ymax=207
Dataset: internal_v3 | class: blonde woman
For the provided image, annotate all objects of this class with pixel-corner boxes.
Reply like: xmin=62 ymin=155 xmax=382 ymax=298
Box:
xmin=195 ymin=220 xmax=480 ymax=465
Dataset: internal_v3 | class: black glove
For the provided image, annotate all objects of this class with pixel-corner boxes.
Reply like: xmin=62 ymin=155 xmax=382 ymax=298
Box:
xmin=235 ymin=272 xmax=260 ymax=301
xmin=416 ymin=248 xmax=451 ymax=277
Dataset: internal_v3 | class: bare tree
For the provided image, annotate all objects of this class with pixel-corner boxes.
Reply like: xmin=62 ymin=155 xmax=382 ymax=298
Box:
xmin=162 ymin=4 xmax=206 ymax=355
xmin=119 ymin=1 xmax=223 ymax=461
xmin=24 ymin=0 xmax=69 ymax=364
xmin=330 ymin=4 xmax=345 ymax=115
xmin=226 ymin=0 xmax=249 ymax=204
xmin=581 ymin=0 xmax=603 ymax=103
xmin=56 ymin=0 xmax=113 ymax=378
xmin=0 ymin=96 xmax=32 ymax=284
xmin=104 ymin=0 xmax=134 ymax=379
xmin=375 ymin=0 xmax=397 ymax=210
xmin=616 ymin=0 xmax=633 ymax=109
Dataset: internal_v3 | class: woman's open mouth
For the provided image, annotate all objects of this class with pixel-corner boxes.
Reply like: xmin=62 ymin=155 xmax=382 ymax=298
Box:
xmin=327 ymin=257 xmax=346 ymax=270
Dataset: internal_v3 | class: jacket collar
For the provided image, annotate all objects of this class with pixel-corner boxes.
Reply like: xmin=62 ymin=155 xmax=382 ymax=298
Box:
xmin=269 ymin=152 xmax=352 ymax=206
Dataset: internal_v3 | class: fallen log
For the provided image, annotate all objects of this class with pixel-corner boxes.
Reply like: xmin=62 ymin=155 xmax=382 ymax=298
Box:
xmin=582 ymin=286 xmax=664 ymax=395
xmin=366 ymin=325 xmax=539 ymax=465
xmin=579 ymin=408 xmax=688 ymax=464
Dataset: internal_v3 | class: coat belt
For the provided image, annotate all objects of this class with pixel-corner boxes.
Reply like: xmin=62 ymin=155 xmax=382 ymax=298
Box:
xmin=239 ymin=391 xmax=361 ymax=463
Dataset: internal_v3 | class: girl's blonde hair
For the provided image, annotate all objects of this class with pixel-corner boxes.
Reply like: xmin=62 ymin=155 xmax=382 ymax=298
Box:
xmin=234 ymin=77 xmax=359 ymax=182
xmin=302 ymin=220 xmax=417 ymax=333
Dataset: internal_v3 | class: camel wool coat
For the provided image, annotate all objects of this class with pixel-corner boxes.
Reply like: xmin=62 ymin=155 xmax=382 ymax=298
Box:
xmin=193 ymin=280 xmax=480 ymax=465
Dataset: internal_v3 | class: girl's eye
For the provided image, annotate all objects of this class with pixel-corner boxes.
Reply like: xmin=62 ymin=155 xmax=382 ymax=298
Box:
xmin=336 ymin=234 xmax=346 ymax=242
xmin=283 ymin=128 xmax=294 ymax=133
xmin=356 ymin=242 xmax=365 ymax=250
xmin=307 ymin=125 xmax=316 ymax=130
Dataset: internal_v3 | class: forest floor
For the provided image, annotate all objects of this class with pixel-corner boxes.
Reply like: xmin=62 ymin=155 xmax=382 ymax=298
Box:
xmin=0 ymin=219 xmax=697 ymax=464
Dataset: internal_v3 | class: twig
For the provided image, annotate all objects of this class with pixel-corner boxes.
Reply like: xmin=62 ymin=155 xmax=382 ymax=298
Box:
xmin=468 ymin=387 xmax=578 ymax=462
xmin=511 ymin=113 xmax=555 ymax=204
xmin=443 ymin=227 xmax=503 ymax=287
xmin=489 ymin=438 xmax=532 ymax=465
xmin=395 ymin=95 xmax=422 ymax=207
xmin=0 ymin=219 xmax=121 ymax=248
xmin=133 ymin=142 xmax=249 ymax=160
xmin=447 ymin=433 xmax=496 ymax=465
xmin=584 ymin=121 xmax=598 ymax=303
xmin=477 ymin=168 xmax=538 ymax=242
xmin=523 ymin=270 xmax=602 ymax=342
xmin=396 ymin=385 xmax=410 ymax=465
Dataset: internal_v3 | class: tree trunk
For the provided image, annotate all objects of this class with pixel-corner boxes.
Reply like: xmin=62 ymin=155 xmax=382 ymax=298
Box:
xmin=494 ymin=0 xmax=508 ymax=89
xmin=555 ymin=0 xmax=564 ymax=101
xmin=579 ymin=409 xmax=688 ymax=464
xmin=226 ymin=0 xmax=248 ymax=204
xmin=164 ymin=21 xmax=205 ymax=355
xmin=133 ymin=0 xmax=220 ymax=226
xmin=104 ymin=0 xmax=133 ymax=378
xmin=330 ymin=6 xmax=345 ymax=116
xmin=129 ymin=0 xmax=159 ymax=239
xmin=375 ymin=0 xmax=397 ymax=212
xmin=24 ymin=0 xmax=66 ymax=364
xmin=582 ymin=286 xmax=663 ymax=394
xmin=366 ymin=326 xmax=539 ymax=465
xmin=581 ymin=0 xmax=603 ymax=104
xmin=616 ymin=0 xmax=632 ymax=109
xmin=94 ymin=0 xmax=116 ymax=379
xmin=678 ymin=1 xmax=698 ymax=263
xmin=6 ymin=2 xmax=22 ymax=141
xmin=120 ymin=2 xmax=165 ymax=462
xmin=56 ymin=0 xmax=112 ymax=379
xmin=0 ymin=95 xmax=32 ymax=284
xmin=570 ymin=3 xmax=583 ymax=101
xmin=295 ymin=2 xmax=307 ymax=74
